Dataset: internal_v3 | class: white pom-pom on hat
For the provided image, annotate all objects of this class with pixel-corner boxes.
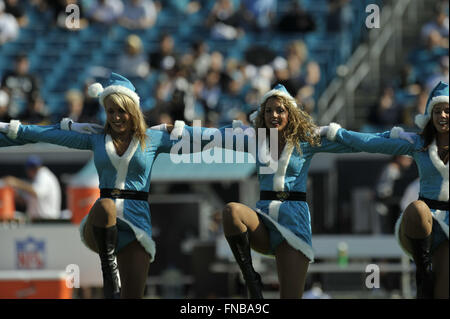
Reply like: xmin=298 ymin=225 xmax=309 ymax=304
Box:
xmin=88 ymin=83 xmax=104 ymax=98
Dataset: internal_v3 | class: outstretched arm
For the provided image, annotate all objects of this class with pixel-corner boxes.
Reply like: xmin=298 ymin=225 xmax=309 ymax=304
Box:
xmin=326 ymin=123 xmax=420 ymax=156
xmin=153 ymin=120 xmax=255 ymax=154
xmin=2 ymin=119 xmax=95 ymax=150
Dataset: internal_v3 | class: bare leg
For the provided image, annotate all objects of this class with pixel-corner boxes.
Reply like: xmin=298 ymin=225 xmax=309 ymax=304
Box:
xmin=399 ymin=200 xmax=434 ymax=299
xmin=83 ymin=199 xmax=120 ymax=298
xmin=222 ymin=202 xmax=270 ymax=254
xmin=117 ymin=240 xmax=151 ymax=299
xmin=222 ymin=202 xmax=270 ymax=298
xmin=432 ymin=240 xmax=449 ymax=299
xmin=275 ymin=241 xmax=309 ymax=299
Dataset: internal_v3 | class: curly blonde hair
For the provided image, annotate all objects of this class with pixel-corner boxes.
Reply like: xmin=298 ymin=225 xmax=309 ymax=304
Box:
xmin=104 ymin=93 xmax=148 ymax=150
xmin=254 ymin=94 xmax=321 ymax=152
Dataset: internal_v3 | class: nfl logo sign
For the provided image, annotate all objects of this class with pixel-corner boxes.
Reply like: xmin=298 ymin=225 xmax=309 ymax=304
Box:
xmin=16 ymin=237 xmax=46 ymax=269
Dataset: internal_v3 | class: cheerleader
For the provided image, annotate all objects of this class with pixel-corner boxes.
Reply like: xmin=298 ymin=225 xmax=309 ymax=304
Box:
xmin=173 ymin=84 xmax=412 ymax=299
xmin=326 ymin=81 xmax=448 ymax=299
xmin=0 ymin=73 xmax=191 ymax=299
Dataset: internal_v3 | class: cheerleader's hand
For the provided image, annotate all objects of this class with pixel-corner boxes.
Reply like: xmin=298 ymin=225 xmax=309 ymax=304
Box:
xmin=398 ymin=131 xmax=416 ymax=144
xmin=0 ymin=122 xmax=9 ymax=134
xmin=315 ymin=126 xmax=329 ymax=136
xmin=71 ymin=122 xmax=104 ymax=135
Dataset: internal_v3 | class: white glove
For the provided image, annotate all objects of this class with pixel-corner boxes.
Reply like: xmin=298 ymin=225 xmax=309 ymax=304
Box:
xmin=398 ymin=131 xmax=416 ymax=144
xmin=0 ymin=122 xmax=9 ymax=134
xmin=315 ymin=126 xmax=329 ymax=136
xmin=149 ymin=124 xmax=168 ymax=132
xmin=71 ymin=122 xmax=104 ymax=135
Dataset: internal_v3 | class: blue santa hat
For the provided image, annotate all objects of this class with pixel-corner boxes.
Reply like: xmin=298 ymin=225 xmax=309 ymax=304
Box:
xmin=415 ymin=81 xmax=449 ymax=129
xmin=87 ymin=72 xmax=140 ymax=108
xmin=249 ymin=84 xmax=298 ymax=124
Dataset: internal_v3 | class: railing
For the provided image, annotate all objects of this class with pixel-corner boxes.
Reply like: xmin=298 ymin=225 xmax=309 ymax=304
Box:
xmin=318 ymin=0 xmax=420 ymax=127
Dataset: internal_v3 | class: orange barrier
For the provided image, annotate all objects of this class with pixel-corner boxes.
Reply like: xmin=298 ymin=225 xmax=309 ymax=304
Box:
xmin=0 ymin=271 xmax=72 ymax=299
xmin=0 ymin=185 xmax=15 ymax=221
xmin=67 ymin=187 xmax=100 ymax=224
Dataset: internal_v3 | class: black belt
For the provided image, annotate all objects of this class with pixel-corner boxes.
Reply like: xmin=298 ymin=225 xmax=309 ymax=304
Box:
xmin=419 ymin=196 xmax=449 ymax=211
xmin=260 ymin=191 xmax=306 ymax=202
xmin=100 ymin=188 xmax=149 ymax=201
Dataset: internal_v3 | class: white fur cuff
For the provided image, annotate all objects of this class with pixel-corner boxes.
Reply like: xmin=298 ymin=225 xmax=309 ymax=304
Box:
xmin=327 ymin=122 xmax=342 ymax=141
xmin=7 ymin=120 xmax=21 ymax=139
xmin=60 ymin=118 xmax=73 ymax=131
xmin=232 ymin=120 xmax=243 ymax=129
xmin=389 ymin=126 xmax=404 ymax=139
xmin=171 ymin=120 xmax=186 ymax=139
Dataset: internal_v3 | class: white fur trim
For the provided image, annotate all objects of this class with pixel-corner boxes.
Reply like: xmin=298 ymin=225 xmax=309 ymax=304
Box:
xmin=88 ymin=82 xmax=104 ymax=98
xmin=415 ymin=95 xmax=449 ymax=129
xmin=428 ymin=95 xmax=449 ymax=114
xmin=7 ymin=120 xmax=20 ymax=139
xmin=428 ymin=140 xmax=449 ymax=201
xmin=254 ymin=207 xmax=315 ymax=262
xmin=260 ymin=88 xmax=297 ymax=109
xmin=79 ymin=214 xmax=156 ymax=262
xmin=60 ymin=118 xmax=73 ymax=131
xmin=171 ymin=120 xmax=186 ymax=139
xmin=232 ymin=120 xmax=243 ymax=129
xmin=99 ymin=85 xmax=140 ymax=107
xmin=326 ymin=122 xmax=341 ymax=141
xmin=414 ymin=114 xmax=429 ymax=129
xmin=273 ymin=144 xmax=294 ymax=191
xmin=389 ymin=126 xmax=404 ymax=139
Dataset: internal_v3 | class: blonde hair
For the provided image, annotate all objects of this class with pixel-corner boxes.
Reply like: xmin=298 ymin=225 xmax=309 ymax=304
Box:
xmin=254 ymin=94 xmax=321 ymax=153
xmin=104 ymin=93 xmax=148 ymax=149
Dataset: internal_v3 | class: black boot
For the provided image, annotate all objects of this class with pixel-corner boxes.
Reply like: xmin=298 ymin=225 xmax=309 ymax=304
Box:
xmin=226 ymin=231 xmax=263 ymax=299
xmin=407 ymin=234 xmax=434 ymax=299
xmin=93 ymin=225 xmax=121 ymax=299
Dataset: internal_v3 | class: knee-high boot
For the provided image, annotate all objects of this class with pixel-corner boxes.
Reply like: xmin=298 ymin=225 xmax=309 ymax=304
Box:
xmin=407 ymin=234 xmax=434 ymax=299
xmin=93 ymin=225 xmax=121 ymax=299
xmin=226 ymin=231 xmax=263 ymax=299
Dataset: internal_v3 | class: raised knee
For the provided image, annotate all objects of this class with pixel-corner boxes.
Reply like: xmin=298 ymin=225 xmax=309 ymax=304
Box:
xmin=222 ymin=202 xmax=242 ymax=223
xmin=403 ymin=200 xmax=433 ymax=229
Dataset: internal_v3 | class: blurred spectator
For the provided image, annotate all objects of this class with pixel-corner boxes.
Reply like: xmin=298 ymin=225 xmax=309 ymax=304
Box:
xmin=367 ymin=85 xmax=402 ymax=129
xmin=374 ymin=155 xmax=414 ymax=234
xmin=18 ymin=95 xmax=51 ymax=125
xmin=144 ymin=79 xmax=173 ymax=127
xmin=191 ymin=40 xmax=211 ymax=78
xmin=326 ymin=0 xmax=354 ymax=61
xmin=1 ymin=54 xmax=40 ymax=117
xmin=118 ymin=34 xmax=150 ymax=78
xmin=1 ymin=155 xmax=62 ymax=222
xmin=420 ymin=2 xmax=449 ymax=45
xmin=240 ymin=0 xmax=275 ymax=31
xmin=217 ymin=78 xmax=245 ymax=126
xmin=277 ymin=1 xmax=316 ymax=33
xmin=3 ymin=0 xmax=27 ymax=27
xmin=85 ymin=0 xmax=124 ymax=26
xmin=149 ymin=33 xmax=179 ymax=71
xmin=0 ymin=88 xmax=12 ymax=122
xmin=206 ymin=0 xmax=243 ymax=40
xmin=118 ymin=0 xmax=157 ymax=30
xmin=0 ymin=0 xmax=19 ymax=45
xmin=201 ymin=69 xmax=222 ymax=123
xmin=53 ymin=0 xmax=89 ymax=30
xmin=62 ymin=89 xmax=88 ymax=123
xmin=425 ymin=55 xmax=449 ymax=91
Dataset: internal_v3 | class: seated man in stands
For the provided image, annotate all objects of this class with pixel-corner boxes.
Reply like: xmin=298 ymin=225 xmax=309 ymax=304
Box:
xmin=1 ymin=155 xmax=62 ymax=223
